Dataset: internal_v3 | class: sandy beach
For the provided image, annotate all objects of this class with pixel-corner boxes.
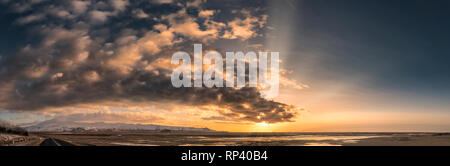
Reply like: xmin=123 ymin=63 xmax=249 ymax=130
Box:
xmin=7 ymin=132 xmax=446 ymax=146
xmin=343 ymin=133 xmax=450 ymax=146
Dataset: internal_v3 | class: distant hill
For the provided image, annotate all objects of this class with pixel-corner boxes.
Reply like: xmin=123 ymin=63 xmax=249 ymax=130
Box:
xmin=23 ymin=119 xmax=214 ymax=132
xmin=0 ymin=121 xmax=28 ymax=136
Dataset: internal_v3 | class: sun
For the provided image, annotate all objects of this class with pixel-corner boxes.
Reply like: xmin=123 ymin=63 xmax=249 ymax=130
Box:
xmin=256 ymin=122 xmax=269 ymax=127
xmin=251 ymin=121 xmax=277 ymax=132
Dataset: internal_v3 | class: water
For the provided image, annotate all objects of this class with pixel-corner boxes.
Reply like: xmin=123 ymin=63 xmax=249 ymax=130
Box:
xmin=73 ymin=132 xmax=395 ymax=146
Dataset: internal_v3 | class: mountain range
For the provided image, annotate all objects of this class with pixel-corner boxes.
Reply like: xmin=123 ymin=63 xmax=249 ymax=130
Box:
xmin=23 ymin=119 xmax=214 ymax=132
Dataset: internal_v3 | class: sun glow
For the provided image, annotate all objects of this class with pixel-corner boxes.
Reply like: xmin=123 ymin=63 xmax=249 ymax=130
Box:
xmin=256 ymin=122 xmax=269 ymax=127
xmin=249 ymin=121 xmax=280 ymax=132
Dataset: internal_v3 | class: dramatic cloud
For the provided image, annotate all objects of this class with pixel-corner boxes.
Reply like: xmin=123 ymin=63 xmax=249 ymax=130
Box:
xmin=223 ymin=9 xmax=268 ymax=40
xmin=0 ymin=0 xmax=298 ymax=124
xmin=15 ymin=13 xmax=46 ymax=24
xmin=71 ymin=0 xmax=91 ymax=14
xmin=153 ymin=0 xmax=174 ymax=4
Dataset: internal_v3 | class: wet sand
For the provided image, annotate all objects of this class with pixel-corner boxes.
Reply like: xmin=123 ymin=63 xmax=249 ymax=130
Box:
xmin=7 ymin=132 xmax=450 ymax=146
xmin=343 ymin=133 xmax=450 ymax=146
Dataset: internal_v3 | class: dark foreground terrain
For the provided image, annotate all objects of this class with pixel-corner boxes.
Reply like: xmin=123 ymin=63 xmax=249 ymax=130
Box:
xmin=16 ymin=132 xmax=450 ymax=146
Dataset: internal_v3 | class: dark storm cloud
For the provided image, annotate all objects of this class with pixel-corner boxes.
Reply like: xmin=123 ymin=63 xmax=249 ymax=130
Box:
xmin=0 ymin=0 xmax=296 ymax=123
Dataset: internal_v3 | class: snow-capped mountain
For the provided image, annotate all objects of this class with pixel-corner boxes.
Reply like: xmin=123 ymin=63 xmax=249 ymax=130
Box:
xmin=23 ymin=119 xmax=214 ymax=132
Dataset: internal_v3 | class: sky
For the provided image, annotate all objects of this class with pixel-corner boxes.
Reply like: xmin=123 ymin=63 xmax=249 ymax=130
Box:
xmin=0 ymin=0 xmax=450 ymax=132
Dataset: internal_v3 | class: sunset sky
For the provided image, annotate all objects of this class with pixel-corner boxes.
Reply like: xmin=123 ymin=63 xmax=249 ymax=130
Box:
xmin=1 ymin=0 xmax=450 ymax=132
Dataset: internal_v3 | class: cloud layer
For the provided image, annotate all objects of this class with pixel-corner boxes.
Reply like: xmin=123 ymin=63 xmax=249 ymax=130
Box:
xmin=0 ymin=0 xmax=297 ymax=123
